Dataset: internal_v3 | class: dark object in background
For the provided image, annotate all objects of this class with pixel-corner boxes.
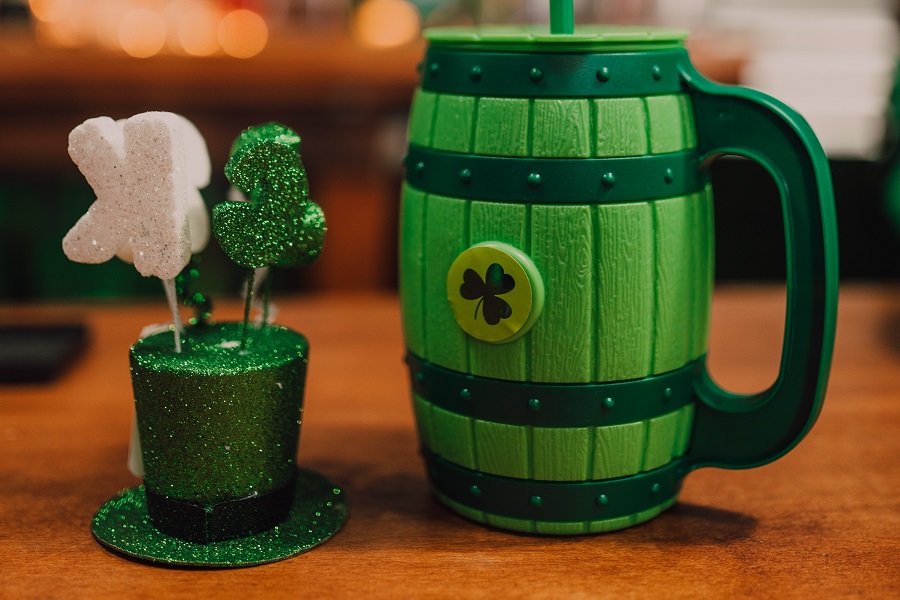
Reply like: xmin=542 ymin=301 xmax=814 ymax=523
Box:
xmin=711 ymin=157 xmax=900 ymax=281
xmin=0 ymin=324 xmax=88 ymax=383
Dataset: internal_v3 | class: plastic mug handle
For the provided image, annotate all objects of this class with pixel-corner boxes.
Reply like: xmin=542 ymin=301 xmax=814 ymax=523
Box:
xmin=678 ymin=58 xmax=839 ymax=471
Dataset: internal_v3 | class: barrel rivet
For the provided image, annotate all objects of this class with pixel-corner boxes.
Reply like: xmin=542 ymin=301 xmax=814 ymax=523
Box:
xmin=470 ymin=485 xmax=482 ymax=497
xmin=601 ymin=172 xmax=616 ymax=187
xmin=664 ymin=168 xmax=675 ymax=183
xmin=469 ymin=65 xmax=483 ymax=81
xmin=415 ymin=372 xmax=425 ymax=383
xmin=459 ymin=168 xmax=472 ymax=184
xmin=602 ymin=397 xmax=615 ymax=411
xmin=530 ymin=495 xmax=543 ymax=507
xmin=529 ymin=67 xmax=544 ymax=82
xmin=460 ymin=388 xmax=472 ymax=401
xmin=652 ymin=65 xmax=662 ymax=80
xmin=595 ymin=494 xmax=609 ymax=506
xmin=429 ymin=62 xmax=440 ymax=76
xmin=596 ymin=67 xmax=611 ymax=82
xmin=664 ymin=387 xmax=673 ymax=400
xmin=415 ymin=161 xmax=425 ymax=175
xmin=528 ymin=398 xmax=541 ymax=411
xmin=527 ymin=172 xmax=542 ymax=188
xmin=651 ymin=483 xmax=661 ymax=495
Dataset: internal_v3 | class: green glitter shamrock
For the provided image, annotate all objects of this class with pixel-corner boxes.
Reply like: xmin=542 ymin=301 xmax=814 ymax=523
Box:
xmin=213 ymin=123 xmax=326 ymax=269
xmin=214 ymin=123 xmax=326 ymax=349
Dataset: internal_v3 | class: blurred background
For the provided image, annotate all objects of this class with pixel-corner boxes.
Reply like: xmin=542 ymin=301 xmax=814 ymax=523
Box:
xmin=0 ymin=0 xmax=899 ymax=300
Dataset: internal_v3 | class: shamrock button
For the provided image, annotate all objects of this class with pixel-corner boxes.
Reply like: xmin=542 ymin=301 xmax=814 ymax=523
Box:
xmin=447 ymin=242 xmax=544 ymax=343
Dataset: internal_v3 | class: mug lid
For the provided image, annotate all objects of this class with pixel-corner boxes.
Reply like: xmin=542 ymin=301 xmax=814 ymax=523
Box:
xmin=425 ymin=25 xmax=688 ymax=52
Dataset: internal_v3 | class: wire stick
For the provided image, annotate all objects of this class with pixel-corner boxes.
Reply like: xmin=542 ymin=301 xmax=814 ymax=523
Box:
xmin=162 ymin=278 xmax=182 ymax=353
xmin=240 ymin=268 xmax=255 ymax=351
xmin=261 ymin=267 xmax=272 ymax=327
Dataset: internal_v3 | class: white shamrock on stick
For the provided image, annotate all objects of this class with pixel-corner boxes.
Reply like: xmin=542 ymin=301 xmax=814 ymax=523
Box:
xmin=63 ymin=111 xmax=211 ymax=351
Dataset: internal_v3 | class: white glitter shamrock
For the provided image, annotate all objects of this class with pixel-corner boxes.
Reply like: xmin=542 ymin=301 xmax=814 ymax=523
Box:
xmin=62 ymin=111 xmax=209 ymax=280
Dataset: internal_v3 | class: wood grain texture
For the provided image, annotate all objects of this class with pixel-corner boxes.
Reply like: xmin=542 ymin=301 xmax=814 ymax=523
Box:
xmin=593 ymin=97 xmax=649 ymax=157
xmin=438 ymin=491 xmax=677 ymax=536
xmin=431 ymin=94 xmax=475 ymax=153
xmin=646 ymin=94 xmax=691 ymax=154
xmin=473 ymin=97 xmax=530 ymax=157
xmin=652 ymin=195 xmax=694 ymax=374
xmin=411 ymin=394 xmax=435 ymax=449
xmin=690 ymin=187 xmax=715 ymax=360
xmin=595 ymin=202 xmax=655 ymax=381
xmin=417 ymin=394 xmax=686 ymax=484
xmin=529 ymin=205 xmax=594 ymax=383
xmin=678 ymin=94 xmax=698 ymax=150
xmin=534 ymin=520 xmax=589 ymax=535
xmin=642 ymin=408 xmax=686 ymax=471
xmin=423 ymin=193 xmax=469 ymax=372
xmin=407 ymin=89 xmax=437 ymax=147
xmin=398 ymin=185 xmax=426 ymax=356
xmin=467 ymin=201 xmax=528 ymax=381
xmin=673 ymin=404 xmax=695 ymax=457
xmin=531 ymin=426 xmax=591 ymax=481
xmin=592 ymin=421 xmax=647 ymax=480
xmin=430 ymin=406 xmax=476 ymax=471
xmin=1 ymin=286 xmax=898 ymax=597
xmin=473 ymin=420 xmax=529 ymax=479
xmin=532 ymin=99 xmax=592 ymax=158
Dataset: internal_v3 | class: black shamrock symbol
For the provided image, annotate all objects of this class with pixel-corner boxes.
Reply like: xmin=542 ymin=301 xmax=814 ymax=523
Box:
xmin=460 ymin=263 xmax=516 ymax=325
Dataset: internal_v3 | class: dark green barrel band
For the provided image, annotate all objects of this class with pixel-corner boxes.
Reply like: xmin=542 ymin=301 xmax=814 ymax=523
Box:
xmin=145 ymin=472 xmax=296 ymax=544
xmin=424 ymin=450 xmax=685 ymax=522
xmin=407 ymin=354 xmax=700 ymax=427
xmin=405 ymin=146 xmax=706 ymax=204
xmin=420 ymin=48 xmax=686 ymax=98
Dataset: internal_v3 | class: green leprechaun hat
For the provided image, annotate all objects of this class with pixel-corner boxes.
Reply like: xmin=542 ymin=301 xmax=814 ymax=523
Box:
xmin=62 ymin=117 xmax=343 ymax=567
xmin=91 ymin=322 xmax=347 ymax=567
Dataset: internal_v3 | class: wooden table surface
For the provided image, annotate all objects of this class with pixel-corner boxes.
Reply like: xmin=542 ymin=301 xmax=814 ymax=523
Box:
xmin=1 ymin=285 xmax=898 ymax=598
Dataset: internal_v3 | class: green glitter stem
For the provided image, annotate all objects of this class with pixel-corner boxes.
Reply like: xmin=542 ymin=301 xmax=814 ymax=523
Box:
xmin=241 ymin=268 xmax=255 ymax=351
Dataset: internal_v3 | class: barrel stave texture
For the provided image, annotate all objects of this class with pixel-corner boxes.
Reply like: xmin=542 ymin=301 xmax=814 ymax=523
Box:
xmin=400 ymin=186 xmax=713 ymax=382
xmin=415 ymin=396 xmax=693 ymax=483
xmin=401 ymin=70 xmax=713 ymax=532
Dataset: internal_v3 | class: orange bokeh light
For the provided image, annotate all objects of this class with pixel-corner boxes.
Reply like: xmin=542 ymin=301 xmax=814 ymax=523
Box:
xmin=219 ymin=9 xmax=268 ymax=59
xmin=29 ymin=0 xmax=72 ymax=23
xmin=352 ymin=0 xmax=420 ymax=49
xmin=119 ymin=8 xmax=167 ymax=58
xmin=177 ymin=1 xmax=221 ymax=57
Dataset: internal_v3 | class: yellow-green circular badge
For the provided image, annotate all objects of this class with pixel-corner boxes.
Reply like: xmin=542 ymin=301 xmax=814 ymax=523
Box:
xmin=447 ymin=242 xmax=544 ymax=343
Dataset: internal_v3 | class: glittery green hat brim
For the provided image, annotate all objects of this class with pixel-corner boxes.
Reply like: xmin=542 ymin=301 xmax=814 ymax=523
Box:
xmin=91 ymin=467 xmax=347 ymax=567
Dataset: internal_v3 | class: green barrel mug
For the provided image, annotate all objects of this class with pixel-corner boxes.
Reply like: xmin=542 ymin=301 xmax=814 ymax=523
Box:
xmin=399 ymin=26 xmax=838 ymax=534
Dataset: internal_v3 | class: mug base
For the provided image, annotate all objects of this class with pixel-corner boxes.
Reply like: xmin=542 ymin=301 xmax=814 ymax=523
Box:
xmin=433 ymin=489 xmax=677 ymax=535
xmin=91 ymin=466 xmax=347 ymax=567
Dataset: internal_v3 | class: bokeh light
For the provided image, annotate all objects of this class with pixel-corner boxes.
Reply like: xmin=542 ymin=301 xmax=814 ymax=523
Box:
xmin=28 ymin=0 xmax=72 ymax=23
xmin=352 ymin=0 xmax=420 ymax=49
xmin=119 ymin=8 xmax=167 ymax=58
xmin=176 ymin=0 xmax=221 ymax=57
xmin=219 ymin=9 xmax=268 ymax=59
xmin=32 ymin=0 xmax=91 ymax=49
xmin=95 ymin=2 xmax=131 ymax=51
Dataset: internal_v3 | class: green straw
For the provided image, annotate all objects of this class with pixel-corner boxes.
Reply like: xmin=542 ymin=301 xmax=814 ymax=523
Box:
xmin=550 ymin=0 xmax=574 ymax=34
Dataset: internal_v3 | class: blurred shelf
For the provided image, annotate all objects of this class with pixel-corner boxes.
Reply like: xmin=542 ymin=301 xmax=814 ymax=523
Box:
xmin=0 ymin=26 xmax=423 ymax=169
